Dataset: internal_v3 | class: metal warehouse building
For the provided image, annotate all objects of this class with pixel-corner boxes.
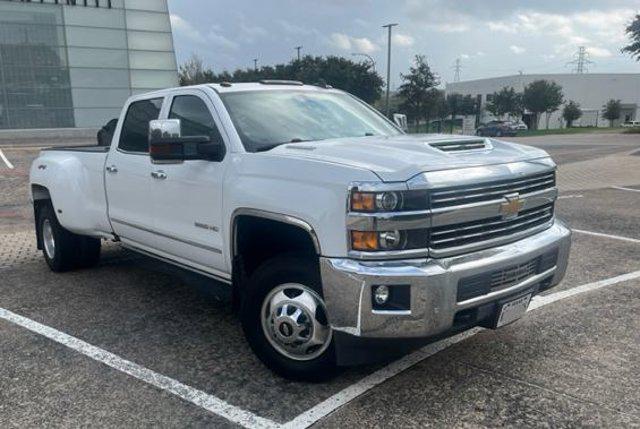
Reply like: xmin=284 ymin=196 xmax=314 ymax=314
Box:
xmin=0 ymin=0 xmax=178 ymax=130
xmin=446 ymin=73 xmax=640 ymax=129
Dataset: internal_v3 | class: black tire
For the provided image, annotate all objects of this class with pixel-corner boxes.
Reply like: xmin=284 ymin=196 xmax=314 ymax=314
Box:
xmin=240 ymin=255 xmax=338 ymax=382
xmin=37 ymin=203 xmax=101 ymax=272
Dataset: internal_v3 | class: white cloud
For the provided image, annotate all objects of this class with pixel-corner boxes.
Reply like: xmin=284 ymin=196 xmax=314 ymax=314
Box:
xmin=393 ymin=33 xmax=415 ymax=47
xmin=330 ymin=33 xmax=379 ymax=53
xmin=278 ymin=19 xmax=312 ymax=35
xmin=489 ymin=8 xmax=635 ymax=57
xmin=509 ymin=45 xmax=526 ymax=54
xmin=170 ymin=14 xmax=205 ymax=43
xmin=240 ymin=23 xmax=268 ymax=41
xmin=353 ymin=18 xmax=368 ymax=27
xmin=586 ymin=46 xmax=613 ymax=58
xmin=460 ymin=53 xmax=470 ymax=59
xmin=207 ymin=29 xmax=238 ymax=50
xmin=330 ymin=33 xmax=352 ymax=50
xmin=428 ymin=23 xmax=469 ymax=33
xmin=352 ymin=37 xmax=379 ymax=53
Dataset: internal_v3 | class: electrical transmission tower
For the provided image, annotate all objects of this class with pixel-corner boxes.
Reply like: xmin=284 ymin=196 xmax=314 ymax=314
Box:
xmin=453 ymin=58 xmax=462 ymax=82
xmin=567 ymin=46 xmax=594 ymax=74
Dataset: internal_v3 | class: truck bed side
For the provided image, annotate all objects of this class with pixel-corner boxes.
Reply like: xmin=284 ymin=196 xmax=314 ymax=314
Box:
xmin=30 ymin=148 xmax=112 ymax=238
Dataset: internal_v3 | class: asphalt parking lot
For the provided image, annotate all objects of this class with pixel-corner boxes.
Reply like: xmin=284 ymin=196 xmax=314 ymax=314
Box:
xmin=1 ymin=132 xmax=639 ymax=428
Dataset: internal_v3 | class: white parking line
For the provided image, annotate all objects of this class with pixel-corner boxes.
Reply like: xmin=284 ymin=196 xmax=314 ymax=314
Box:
xmin=284 ymin=269 xmax=640 ymax=429
xmin=0 ymin=148 xmax=14 ymax=169
xmin=1 ymin=269 xmax=640 ymax=428
xmin=611 ymin=186 xmax=640 ymax=193
xmin=557 ymin=194 xmax=584 ymax=200
xmin=572 ymin=229 xmax=640 ymax=244
xmin=0 ymin=308 xmax=279 ymax=429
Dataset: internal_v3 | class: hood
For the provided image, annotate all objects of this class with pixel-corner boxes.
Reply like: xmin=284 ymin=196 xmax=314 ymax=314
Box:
xmin=268 ymin=134 xmax=551 ymax=182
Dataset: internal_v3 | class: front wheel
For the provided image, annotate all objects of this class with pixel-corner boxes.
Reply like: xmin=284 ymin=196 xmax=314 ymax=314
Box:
xmin=240 ymin=255 xmax=337 ymax=381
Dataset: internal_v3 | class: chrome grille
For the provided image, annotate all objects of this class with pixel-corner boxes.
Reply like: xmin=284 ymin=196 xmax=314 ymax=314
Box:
xmin=430 ymin=171 xmax=555 ymax=209
xmin=429 ymin=139 xmax=487 ymax=152
xmin=430 ymin=203 xmax=554 ymax=252
xmin=456 ymin=255 xmax=546 ymax=302
xmin=490 ymin=258 xmax=538 ymax=291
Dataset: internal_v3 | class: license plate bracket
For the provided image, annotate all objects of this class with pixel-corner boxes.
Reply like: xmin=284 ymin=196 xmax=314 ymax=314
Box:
xmin=494 ymin=290 xmax=533 ymax=328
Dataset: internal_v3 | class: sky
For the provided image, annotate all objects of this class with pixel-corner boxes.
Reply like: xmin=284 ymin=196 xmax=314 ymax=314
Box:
xmin=167 ymin=0 xmax=640 ymax=88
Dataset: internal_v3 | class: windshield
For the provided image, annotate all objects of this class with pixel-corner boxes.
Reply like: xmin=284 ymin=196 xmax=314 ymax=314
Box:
xmin=219 ymin=90 xmax=401 ymax=152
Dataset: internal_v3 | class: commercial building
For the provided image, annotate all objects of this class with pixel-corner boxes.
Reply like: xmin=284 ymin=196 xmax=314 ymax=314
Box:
xmin=446 ymin=73 xmax=640 ymax=129
xmin=0 ymin=0 xmax=178 ymax=130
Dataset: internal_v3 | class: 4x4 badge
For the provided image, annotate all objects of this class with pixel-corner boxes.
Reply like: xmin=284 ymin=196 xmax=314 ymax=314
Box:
xmin=500 ymin=193 xmax=524 ymax=219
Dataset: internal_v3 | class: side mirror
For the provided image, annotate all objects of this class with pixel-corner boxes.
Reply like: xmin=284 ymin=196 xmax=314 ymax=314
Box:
xmin=392 ymin=113 xmax=408 ymax=131
xmin=148 ymin=119 xmax=224 ymax=162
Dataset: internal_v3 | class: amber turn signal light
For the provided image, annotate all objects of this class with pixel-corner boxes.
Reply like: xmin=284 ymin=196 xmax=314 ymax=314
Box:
xmin=351 ymin=192 xmax=375 ymax=211
xmin=351 ymin=231 xmax=379 ymax=251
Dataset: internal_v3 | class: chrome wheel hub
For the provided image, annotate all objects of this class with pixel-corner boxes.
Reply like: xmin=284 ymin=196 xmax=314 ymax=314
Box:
xmin=42 ymin=219 xmax=55 ymax=259
xmin=261 ymin=283 xmax=332 ymax=361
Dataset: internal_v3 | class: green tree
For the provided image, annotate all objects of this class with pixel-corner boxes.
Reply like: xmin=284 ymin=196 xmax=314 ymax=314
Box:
xmin=200 ymin=55 xmax=384 ymax=104
xmin=622 ymin=14 xmax=640 ymax=60
xmin=486 ymin=87 xmax=523 ymax=120
xmin=178 ymin=54 xmax=214 ymax=85
xmin=522 ymin=80 xmax=564 ymax=130
xmin=433 ymin=91 xmax=450 ymax=133
xmin=562 ymin=101 xmax=582 ymax=128
xmin=602 ymin=99 xmax=622 ymax=127
xmin=397 ymin=55 xmax=440 ymax=128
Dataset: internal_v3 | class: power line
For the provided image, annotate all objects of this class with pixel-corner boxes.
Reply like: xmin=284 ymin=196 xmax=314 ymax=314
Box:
xmin=452 ymin=58 xmax=462 ymax=82
xmin=567 ymin=46 xmax=594 ymax=74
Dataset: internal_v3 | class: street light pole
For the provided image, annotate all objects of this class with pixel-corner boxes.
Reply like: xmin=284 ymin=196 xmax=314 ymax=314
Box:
xmin=351 ymin=52 xmax=376 ymax=71
xmin=382 ymin=23 xmax=398 ymax=117
xmin=253 ymin=58 xmax=258 ymax=71
xmin=295 ymin=46 xmax=302 ymax=61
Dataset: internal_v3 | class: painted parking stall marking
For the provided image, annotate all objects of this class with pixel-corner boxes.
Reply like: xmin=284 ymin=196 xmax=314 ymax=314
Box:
xmin=1 ymin=266 xmax=639 ymax=428
xmin=572 ymin=228 xmax=640 ymax=245
xmin=611 ymin=186 xmax=640 ymax=193
xmin=0 ymin=148 xmax=14 ymax=169
xmin=0 ymin=308 xmax=280 ymax=429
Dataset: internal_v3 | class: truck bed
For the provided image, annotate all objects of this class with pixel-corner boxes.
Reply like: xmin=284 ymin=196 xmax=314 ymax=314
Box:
xmin=30 ymin=147 xmax=112 ymax=237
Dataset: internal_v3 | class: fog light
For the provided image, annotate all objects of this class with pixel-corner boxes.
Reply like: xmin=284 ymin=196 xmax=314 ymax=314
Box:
xmin=374 ymin=285 xmax=390 ymax=305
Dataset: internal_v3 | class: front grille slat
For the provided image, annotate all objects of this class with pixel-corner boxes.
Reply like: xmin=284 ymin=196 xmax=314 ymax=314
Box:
xmin=456 ymin=251 xmax=557 ymax=302
xmin=430 ymin=208 xmax=553 ymax=247
xmin=432 ymin=179 xmax=555 ymax=205
xmin=431 ymin=206 xmax=552 ymax=237
xmin=431 ymin=171 xmax=556 ymax=209
xmin=426 ymin=170 xmax=557 ymax=256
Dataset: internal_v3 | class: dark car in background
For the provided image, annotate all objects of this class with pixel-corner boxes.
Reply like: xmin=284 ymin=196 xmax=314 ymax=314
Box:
xmin=476 ymin=120 xmax=518 ymax=137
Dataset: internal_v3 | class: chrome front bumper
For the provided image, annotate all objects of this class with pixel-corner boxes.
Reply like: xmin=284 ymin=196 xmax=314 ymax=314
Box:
xmin=320 ymin=219 xmax=571 ymax=339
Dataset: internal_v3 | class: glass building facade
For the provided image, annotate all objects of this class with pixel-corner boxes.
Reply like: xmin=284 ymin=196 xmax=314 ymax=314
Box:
xmin=0 ymin=0 xmax=178 ymax=129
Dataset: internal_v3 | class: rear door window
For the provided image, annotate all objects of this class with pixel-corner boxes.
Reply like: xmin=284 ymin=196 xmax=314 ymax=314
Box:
xmin=118 ymin=98 xmax=163 ymax=153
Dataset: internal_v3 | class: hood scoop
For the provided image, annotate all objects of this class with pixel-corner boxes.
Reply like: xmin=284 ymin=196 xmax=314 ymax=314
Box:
xmin=429 ymin=139 xmax=490 ymax=152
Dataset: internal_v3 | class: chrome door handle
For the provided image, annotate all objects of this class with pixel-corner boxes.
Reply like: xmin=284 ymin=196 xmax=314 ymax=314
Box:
xmin=151 ymin=170 xmax=167 ymax=180
xmin=106 ymin=165 xmax=118 ymax=173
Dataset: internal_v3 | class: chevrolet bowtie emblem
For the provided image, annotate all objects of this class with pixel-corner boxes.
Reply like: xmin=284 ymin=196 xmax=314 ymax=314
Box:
xmin=500 ymin=193 xmax=524 ymax=219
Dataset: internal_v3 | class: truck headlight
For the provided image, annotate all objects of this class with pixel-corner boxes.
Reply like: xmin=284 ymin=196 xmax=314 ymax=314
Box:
xmin=350 ymin=190 xmax=428 ymax=212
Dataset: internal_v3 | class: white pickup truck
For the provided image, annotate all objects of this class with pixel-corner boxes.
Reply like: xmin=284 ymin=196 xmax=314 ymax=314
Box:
xmin=30 ymin=81 xmax=571 ymax=381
